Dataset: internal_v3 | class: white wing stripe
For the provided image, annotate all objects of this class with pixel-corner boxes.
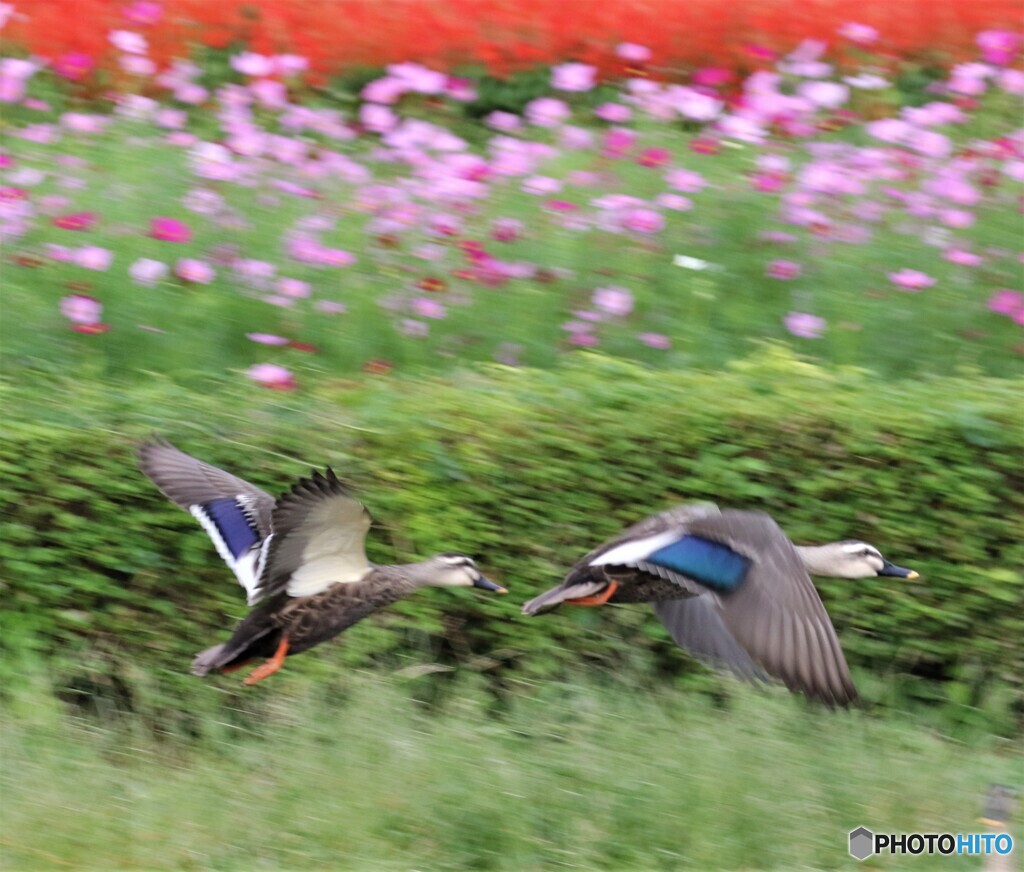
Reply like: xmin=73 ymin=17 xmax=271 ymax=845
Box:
xmin=590 ymin=530 xmax=681 ymax=567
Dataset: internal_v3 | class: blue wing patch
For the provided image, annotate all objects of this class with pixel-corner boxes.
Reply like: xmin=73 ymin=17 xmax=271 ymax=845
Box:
xmin=196 ymin=497 xmax=260 ymax=559
xmin=646 ymin=535 xmax=751 ymax=593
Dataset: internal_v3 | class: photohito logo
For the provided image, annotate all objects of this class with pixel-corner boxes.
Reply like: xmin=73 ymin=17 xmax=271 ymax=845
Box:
xmin=849 ymin=827 xmax=1014 ymax=861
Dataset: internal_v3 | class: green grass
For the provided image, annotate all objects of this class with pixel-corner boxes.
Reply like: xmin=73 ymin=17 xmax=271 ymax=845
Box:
xmin=2 ymin=674 xmax=1020 ymax=870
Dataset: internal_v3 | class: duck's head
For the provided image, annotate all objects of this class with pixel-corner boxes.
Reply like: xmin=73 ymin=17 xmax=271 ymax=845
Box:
xmin=425 ymin=553 xmax=507 ymax=593
xmin=799 ymin=541 xmax=919 ymax=579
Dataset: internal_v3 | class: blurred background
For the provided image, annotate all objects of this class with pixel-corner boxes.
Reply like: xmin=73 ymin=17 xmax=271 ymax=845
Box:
xmin=1 ymin=1 xmax=1022 ymax=868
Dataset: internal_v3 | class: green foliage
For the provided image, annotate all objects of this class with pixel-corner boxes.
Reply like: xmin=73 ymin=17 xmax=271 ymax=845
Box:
xmin=1 ymin=676 xmax=1020 ymax=870
xmin=1 ymin=349 xmax=1022 ymax=732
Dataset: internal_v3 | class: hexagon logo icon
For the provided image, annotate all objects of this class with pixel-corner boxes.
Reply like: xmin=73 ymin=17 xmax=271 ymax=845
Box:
xmin=849 ymin=826 xmax=874 ymax=861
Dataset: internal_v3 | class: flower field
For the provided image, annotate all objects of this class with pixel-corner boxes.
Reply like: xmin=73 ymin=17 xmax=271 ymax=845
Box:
xmin=2 ymin=6 xmax=1022 ymax=390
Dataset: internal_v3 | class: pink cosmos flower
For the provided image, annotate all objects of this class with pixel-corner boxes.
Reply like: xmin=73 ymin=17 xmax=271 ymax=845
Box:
xmin=445 ymin=76 xmax=476 ymax=102
xmin=783 ymin=312 xmax=826 ymax=339
xmin=976 ymin=30 xmax=1020 ymax=65
xmin=176 ymin=258 xmax=214 ymax=284
xmin=837 ymin=22 xmax=878 ymax=43
xmin=246 ymin=363 xmax=296 ymax=391
xmin=987 ymin=289 xmax=1024 ymax=316
xmin=411 ymin=298 xmax=447 ymax=319
xmin=603 ymin=127 xmax=635 ymax=158
xmin=665 ymin=168 xmax=706 ymax=193
xmin=638 ymin=332 xmax=671 ymax=349
xmin=492 ymin=217 xmax=524 ymax=242
xmin=595 ymin=103 xmax=631 ymax=123
xmin=400 ymin=319 xmax=429 ymax=338
xmin=175 ymin=83 xmax=208 ymax=105
xmin=121 ymin=55 xmax=156 ymax=76
xmin=485 ymin=111 xmax=521 ymax=132
xmin=798 ymin=81 xmax=849 ymax=109
xmin=622 ymin=207 xmax=664 ymax=234
xmin=318 ymin=248 xmax=355 ymax=268
xmin=940 ymin=209 xmax=974 ymax=228
xmin=360 ymin=103 xmax=397 ymax=133
xmin=124 ymin=1 xmax=163 ymax=25
xmin=276 ymin=54 xmax=309 ymax=76
xmin=150 ymin=216 xmax=191 ymax=242
xmin=560 ymin=126 xmax=595 ymax=150
xmin=551 ymin=62 xmax=596 ymax=92
xmin=231 ymin=52 xmax=274 ymax=77
xmin=54 ymin=51 xmax=95 ymax=80
xmin=522 ymin=176 xmax=562 ymax=195
xmin=888 ymin=269 xmax=935 ymax=291
xmin=593 ymin=286 xmax=634 ymax=316
xmin=129 ymin=257 xmax=168 ymax=286
xmin=75 ymin=246 xmax=113 ymax=271
xmin=315 ymin=300 xmax=347 ymax=314
xmin=909 ymin=129 xmax=952 ymax=158
xmin=616 ymin=43 xmax=652 ymax=63
xmin=1000 ymin=69 xmax=1024 ymax=95
xmin=110 ymin=30 xmax=147 ymax=54
xmin=944 ymin=248 xmax=982 ymax=267
xmin=277 ymin=278 xmax=311 ymax=298
xmin=638 ymin=148 xmax=671 ymax=168
xmin=656 ymin=193 xmax=692 ymax=211
xmin=60 ymin=293 xmax=102 ymax=325
xmin=693 ymin=67 xmax=732 ymax=88
xmin=767 ymin=259 xmax=802 ymax=279
xmin=246 ymin=333 xmax=289 ymax=345
xmin=525 ymin=97 xmax=571 ymax=128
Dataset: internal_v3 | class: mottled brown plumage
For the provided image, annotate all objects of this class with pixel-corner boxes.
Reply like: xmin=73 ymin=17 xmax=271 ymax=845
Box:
xmin=138 ymin=439 xmax=505 ymax=684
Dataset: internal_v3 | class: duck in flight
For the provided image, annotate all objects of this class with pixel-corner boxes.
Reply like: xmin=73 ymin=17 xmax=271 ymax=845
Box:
xmin=522 ymin=503 xmax=917 ymax=706
xmin=138 ymin=439 xmax=506 ymax=685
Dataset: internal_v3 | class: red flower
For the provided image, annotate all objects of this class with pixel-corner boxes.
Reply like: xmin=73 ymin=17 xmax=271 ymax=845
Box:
xmin=690 ymin=138 xmax=722 ymax=155
xmin=54 ymin=212 xmax=98 ymax=231
xmin=417 ymin=277 xmax=447 ymax=293
xmin=362 ymin=358 xmax=393 ymax=375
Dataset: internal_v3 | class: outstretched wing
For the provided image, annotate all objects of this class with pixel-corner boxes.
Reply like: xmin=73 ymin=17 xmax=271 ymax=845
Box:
xmin=656 ymin=511 xmax=858 ymax=706
xmin=137 ymin=438 xmax=275 ymax=604
xmin=256 ymin=468 xmax=372 ymax=601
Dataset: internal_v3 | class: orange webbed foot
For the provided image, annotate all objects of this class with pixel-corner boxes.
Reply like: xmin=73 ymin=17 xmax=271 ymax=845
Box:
xmin=243 ymin=636 xmax=290 ymax=686
xmin=565 ymin=580 xmax=619 ymax=607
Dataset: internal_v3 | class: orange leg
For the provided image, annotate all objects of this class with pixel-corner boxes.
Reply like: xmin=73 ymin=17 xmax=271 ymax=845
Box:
xmin=565 ymin=580 xmax=619 ymax=607
xmin=242 ymin=636 xmax=290 ymax=686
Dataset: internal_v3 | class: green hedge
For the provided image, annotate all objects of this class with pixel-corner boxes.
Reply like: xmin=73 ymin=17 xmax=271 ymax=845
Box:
xmin=2 ymin=348 xmax=1022 ymax=728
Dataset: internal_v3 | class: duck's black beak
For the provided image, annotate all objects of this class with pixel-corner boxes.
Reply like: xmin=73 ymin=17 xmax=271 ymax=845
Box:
xmin=474 ymin=575 xmax=507 ymax=594
xmin=878 ymin=560 xmax=919 ymax=579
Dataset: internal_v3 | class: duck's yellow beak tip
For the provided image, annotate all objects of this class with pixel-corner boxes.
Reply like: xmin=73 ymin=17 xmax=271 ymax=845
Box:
xmin=906 ymin=571 xmax=920 ymax=580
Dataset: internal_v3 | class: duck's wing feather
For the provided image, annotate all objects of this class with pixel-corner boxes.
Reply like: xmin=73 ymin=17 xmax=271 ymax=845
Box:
xmin=256 ymin=468 xmax=372 ymax=601
xmin=137 ymin=438 xmax=275 ymax=604
xmin=669 ymin=510 xmax=858 ymax=706
xmin=651 ymin=595 xmax=769 ymax=685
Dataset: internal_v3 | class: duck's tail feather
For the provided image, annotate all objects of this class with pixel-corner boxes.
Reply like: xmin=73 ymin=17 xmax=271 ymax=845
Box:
xmin=521 ymin=581 xmax=605 ymax=616
xmin=192 ymin=643 xmax=230 ymax=677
